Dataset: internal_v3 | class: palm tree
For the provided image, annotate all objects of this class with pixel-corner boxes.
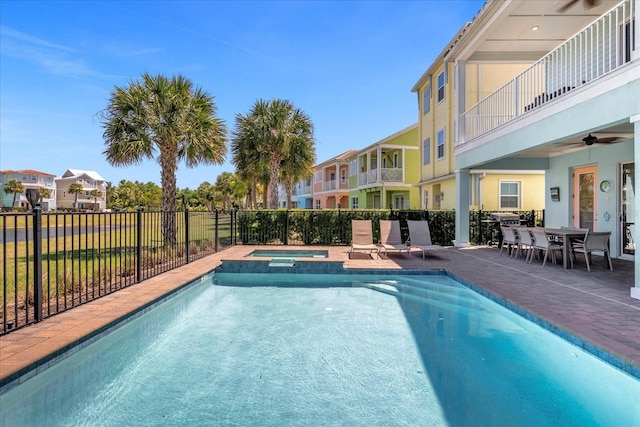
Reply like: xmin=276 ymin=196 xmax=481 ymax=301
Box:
xmin=38 ymin=188 xmax=52 ymax=210
xmin=89 ymin=189 xmax=103 ymax=211
xmin=232 ymin=99 xmax=314 ymax=209
xmin=100 ymin=73 xmax=227 ymax=244
xmin=280 ymin=129 xmax=316 ymax=208
xmin=3 ymin=179 xmax=24 ymax=209
xmin=68 ymin=183 xmax=84 ymax=210
xmin=231 ymin=113 xmax=267 ymax=209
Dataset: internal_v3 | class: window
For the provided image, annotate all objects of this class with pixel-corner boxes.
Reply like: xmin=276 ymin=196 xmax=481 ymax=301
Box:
xmin=437 ymin=71 xmax=445 ymax=103
xmin=436 ymin=128 xmax=445 ymax=159
xmin=349 ymin=160 xmax=357 ymax=176
xmin=423 ymin=138 xmax=430 ymax=165
xmin=423 ymin=190 xmax=429 ymax=209
xmin=31 ymin=175 xmax=37 ymax=182
xmin=314 ymin=171 xmax=322 ymax=183
xmin=351 ymin=197 xmax=359 ymax=209
xmin=422 ymin=86 xmax=431 ymax=115
xmin=500 ymin=181 xmax=521 ymax=209
xmin=382 ymin=158 xmax=387 ymax=168
xmin=393 ymin=153 xmax=398 ymax=168
xmin=315 ymin=199 xmax=321 ymax=209
xmin=341 ymin=169 xmax=347 ymax=183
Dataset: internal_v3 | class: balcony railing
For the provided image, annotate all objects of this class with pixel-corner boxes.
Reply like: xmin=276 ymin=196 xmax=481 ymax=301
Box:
xmin=460 ymin=0 xmax=636 ymax=143
xmin=357 ymin=168 xmax=404 ymax=185
xmin=321 ymin=180 xmax=349 ymax=191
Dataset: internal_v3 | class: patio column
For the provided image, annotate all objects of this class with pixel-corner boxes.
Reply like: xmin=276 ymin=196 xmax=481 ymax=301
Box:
xmin=454 ymin=169 xmax=471 ymax=247
xmin=632 ymin=114 xmax=640 ymax=300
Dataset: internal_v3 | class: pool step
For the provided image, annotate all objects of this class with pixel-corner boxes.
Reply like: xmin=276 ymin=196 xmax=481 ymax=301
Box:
xmin=268 ymin=258 xmax=296 ymax=268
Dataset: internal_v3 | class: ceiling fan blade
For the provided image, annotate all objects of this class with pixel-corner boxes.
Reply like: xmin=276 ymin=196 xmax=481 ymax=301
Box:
xmin=596 ymin=137 xmax=621 ymax=144
xmin=558 ymin=0 xmax=580 ymax=12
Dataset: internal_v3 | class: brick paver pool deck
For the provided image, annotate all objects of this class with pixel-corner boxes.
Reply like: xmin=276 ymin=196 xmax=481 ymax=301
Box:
xmin=1 ymin=244 xmax=639 ymax=389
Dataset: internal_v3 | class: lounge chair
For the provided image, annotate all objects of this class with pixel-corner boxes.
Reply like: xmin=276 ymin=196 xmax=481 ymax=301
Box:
xmin=350 ymin=220 xmax=379 ymax=258
xmin=407 ymin=220 xmax=447 ymax=259
xmin=379 ymin=220 xmax=410 ymax=258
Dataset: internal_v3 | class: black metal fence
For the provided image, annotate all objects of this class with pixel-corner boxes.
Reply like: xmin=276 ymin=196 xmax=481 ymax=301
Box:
xmin=0 ymin=209 xmax=236 ymax=335
xmin=237 ymin=208 xmax=544 ymax=247
xmin=1 ymin=207 xmax=543 ymax=335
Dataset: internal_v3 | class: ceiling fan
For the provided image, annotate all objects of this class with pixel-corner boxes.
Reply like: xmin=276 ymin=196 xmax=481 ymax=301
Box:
xmin=582 ymin=133 xmax=624 ymax=146
xmin=558 ymin=0 xmax=599 ymax=13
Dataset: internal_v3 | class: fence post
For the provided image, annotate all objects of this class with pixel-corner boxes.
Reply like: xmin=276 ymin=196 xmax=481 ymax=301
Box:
xmin=33 ymin=206 xmax=43 ymax=322
xmin=478 ymin=209 xmax=483 ymax=245
xmin=184 ymin=206 xmax=190 ymax=263
xmin=214 ymin=209 xmax=219 ymax=252
xmin=284 ymin=209 xmax=289 ymax=246
xmin=136 ymin=208 xmax=142 ymax=283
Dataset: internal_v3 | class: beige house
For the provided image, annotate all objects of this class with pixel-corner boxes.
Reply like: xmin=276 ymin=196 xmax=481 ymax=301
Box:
xmin=56 ymin=169 xmax=106 ymax=211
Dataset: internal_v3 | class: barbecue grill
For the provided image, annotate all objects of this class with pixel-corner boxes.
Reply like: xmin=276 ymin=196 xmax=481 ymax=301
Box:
xmin=490 ymin=212 xmax=521 ymax=226
xmin=481 ymin=213 xmax=522 ymax=246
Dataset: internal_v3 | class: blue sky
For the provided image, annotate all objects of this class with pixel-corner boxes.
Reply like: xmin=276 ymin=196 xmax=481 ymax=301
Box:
xmin=1 ymin=0 xmax=485 ymax=190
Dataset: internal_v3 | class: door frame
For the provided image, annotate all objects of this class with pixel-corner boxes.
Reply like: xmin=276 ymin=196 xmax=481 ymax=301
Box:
xmin=619 ymin=161 xmax=635 ymax=260
xmin=572 ymin=165 xmax=598 ymax=230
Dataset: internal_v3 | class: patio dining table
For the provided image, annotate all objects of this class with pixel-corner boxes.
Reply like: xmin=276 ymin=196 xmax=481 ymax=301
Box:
xmin=543 ymin=228 xmax=588 ymax=269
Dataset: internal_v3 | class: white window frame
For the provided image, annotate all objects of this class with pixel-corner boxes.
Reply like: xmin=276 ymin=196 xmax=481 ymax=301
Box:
xmin=314 ymin=171 xmax=322 ymax=183
xmin=437 ymin=71 xmax=445 ymax=103
xmin=436 ymin=128 xmax=445 ymax=160
xmin=351 ymin=196 xmax=359 ymax=209
xmin=393 ymin=153 xmax=398 ymax=168
xmin=423 ymin=138 xmax=430 ymax=165
xmin=341 ymin=168 xmax=347 ymax=183
xmin=315 ymin=199 xmax=321 ymax=209
xmin=422 ymin=85 xmax=431 ymax=115
xmin=499 ymin=180 xmax=522 ymax=209
xmin=349 ymin=160 xmax=357 ymax=176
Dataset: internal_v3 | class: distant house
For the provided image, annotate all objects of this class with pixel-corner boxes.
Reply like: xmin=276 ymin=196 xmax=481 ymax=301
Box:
xmin=0 ymin=169 xmax=57 ymax=210
xmin=312 ymin=150 xmax=357 ymax=209
xmin=348 ymin=124 xmax=420 ymax=209
xmin=55 ymin=169 xmax=106 ymax=211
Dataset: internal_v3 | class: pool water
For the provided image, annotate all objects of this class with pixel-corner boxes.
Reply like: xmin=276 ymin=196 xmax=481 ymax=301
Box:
xmin=1 ymin=272 xmax=638 ymax=426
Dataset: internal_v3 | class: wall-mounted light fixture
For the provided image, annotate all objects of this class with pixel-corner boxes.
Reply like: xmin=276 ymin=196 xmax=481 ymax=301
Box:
xmin=440 ymin=192 xmax=445 ymax=201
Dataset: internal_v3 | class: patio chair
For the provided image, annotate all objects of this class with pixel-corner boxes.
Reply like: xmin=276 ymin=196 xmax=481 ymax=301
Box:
xmin=379 ymin=220 xmax=410 ymax=258
xmin=499 ymin=226 xmax=518 ymax=258
xmin=574 ymin=231 xmax=613 ymax=272
xmin=350 ymin=220 xmax=379 ymax=259
xmin=407 ymin=220 xmax=447 ymax=259
xmin=530 ymin=228 xmax=563 ymax=268
xmin=561 ymin=226 xmax=589 ymax=263
xmin=514 ymin=228 xmax=534 ymax=263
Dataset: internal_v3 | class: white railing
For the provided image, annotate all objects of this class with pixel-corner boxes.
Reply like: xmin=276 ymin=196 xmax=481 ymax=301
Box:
xmin=300 ymin=185 xmax=312 ymax=195
xmin=461 ymin=0 xmax=635 ymax=143
xmin=322 ymin=180 xmax=337 ymax=191
xmin=356 ymin=168 xmax=405 ymax=186
xmin=381 ymin=168 xmax=403 ymax=183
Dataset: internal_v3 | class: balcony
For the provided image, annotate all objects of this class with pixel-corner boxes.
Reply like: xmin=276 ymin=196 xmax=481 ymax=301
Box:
xmin=460 ymin=0 xmax=636 ymax=144
xmin=322 ymin=179 xmax=349 ymax=192
xmin=357 ymin=168 xmax=404 ymax=186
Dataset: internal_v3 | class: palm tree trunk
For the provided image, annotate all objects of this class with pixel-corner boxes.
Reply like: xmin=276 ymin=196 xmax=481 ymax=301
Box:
xmin=285 ymin=179 xmax=293 ymax=209
xmin=159 ymin=145 xmax=178 ymax=245
xmin=268 ymin=157 xmax=280 ymax=209
xmin=12 ymin=193 xmax=17 ymax=208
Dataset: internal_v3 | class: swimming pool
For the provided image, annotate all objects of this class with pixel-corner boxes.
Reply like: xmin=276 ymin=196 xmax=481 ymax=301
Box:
xmin=1 ymin=272 xmax=638 ymax=426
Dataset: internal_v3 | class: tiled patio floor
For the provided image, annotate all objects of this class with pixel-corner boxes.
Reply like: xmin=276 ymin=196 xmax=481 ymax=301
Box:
xmin=1 ymin=244 xmax=639 ymax=389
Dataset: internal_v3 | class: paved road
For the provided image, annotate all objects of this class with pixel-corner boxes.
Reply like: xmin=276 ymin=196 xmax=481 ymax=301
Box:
xmin=0 ymin=225 xmax=127 ymax=244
